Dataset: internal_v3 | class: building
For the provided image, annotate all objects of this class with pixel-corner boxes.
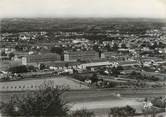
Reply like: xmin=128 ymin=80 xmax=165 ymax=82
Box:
xmin=44 ymin=61 xmax=81 ymax=69
xmin=63 ymin=50 xmax=99 ymax=61
xmin=22 ymin=53 xmax=61 ymax=66
xmin=80 ymin=61 xmax=114 ymax=69
xmin=100 ymin=51 xmax=130 ymax=61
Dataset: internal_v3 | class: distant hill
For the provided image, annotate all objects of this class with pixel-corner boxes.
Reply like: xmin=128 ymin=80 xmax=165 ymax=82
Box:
xmin=1 ymin=18 xmax=166 ymax=33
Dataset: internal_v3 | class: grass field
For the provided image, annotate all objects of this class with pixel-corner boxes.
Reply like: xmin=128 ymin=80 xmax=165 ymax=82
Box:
xmin=0 ymin=77 xmax=166 ymax=116
xmin=0 ymin=76 xmax=89 ymax=92
xmin=1 ymin=88 xmax=166 ymax=116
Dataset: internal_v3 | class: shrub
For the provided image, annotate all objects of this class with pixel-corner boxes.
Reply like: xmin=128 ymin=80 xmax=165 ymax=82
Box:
xmin=151 ymin=97 xmax=166 ymax=108
xmin=0 ymin=81 xmax=69 ymax=117
xmin=71 ymin=109 xmax=95 ymax=117
xmin=8 ymin=65 xmax=28 ymax=73
xmin=108 ymin=105 xmax=136 ymax=117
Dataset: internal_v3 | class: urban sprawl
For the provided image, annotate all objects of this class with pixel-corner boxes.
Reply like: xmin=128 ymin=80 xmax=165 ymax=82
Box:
xmin=0 ymin=18 xmax=166 ymax=116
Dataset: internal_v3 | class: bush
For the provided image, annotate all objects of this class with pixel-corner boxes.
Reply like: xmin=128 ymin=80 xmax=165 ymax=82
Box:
xmin=151 ymin=97 xmax=166 ymax=108
xmin=71 ymin=109 xmax=95 ymax=117
xmin=0 ymin=81 xmax=69 ymax=117
xmin=108 ymin=105 xmax=136 ymax=117
xmin=8 ymin=65 xmax=28 ymax=73
xmin=7 ymin=65 xmax=37 ymax=73
xmin=116 ymin=66 xmax=124 ymax=71
xmin=110 ymin=67 xmax=121 ymax=76
xmin=50 ymin=47 xmax=63 ymax=54
xmin=90 ymin=73 xmax=98 ymax=83
xmin=129 ymin=71 xmax=159 ymax=81
xmin=27 ymin=65 xmax=37 ymax=72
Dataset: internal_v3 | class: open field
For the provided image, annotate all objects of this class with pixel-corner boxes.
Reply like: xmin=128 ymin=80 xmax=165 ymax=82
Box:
xmin=1 ymin=87 xmax=166 ymax=102
xmin=70 ymin=98 xmax=142 ymax=111
xmin=0 ymin=77 xmax=166 ymax=116
xmin=0 ymin=90 xmax=143 ymax=116
xmin=1 ymin=89 xmax=166 ymax=116
xmin=0 ymin=76 xmax=88 ymax=91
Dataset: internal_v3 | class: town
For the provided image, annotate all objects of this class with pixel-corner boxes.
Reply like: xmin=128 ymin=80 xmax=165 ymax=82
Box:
xmin=0 ymin=18 xmax=166 ymax=117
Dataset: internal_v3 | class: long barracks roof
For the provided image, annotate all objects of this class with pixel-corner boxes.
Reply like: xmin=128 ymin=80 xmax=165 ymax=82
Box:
xmin=81 ymin=61 xmax=113 ymax=67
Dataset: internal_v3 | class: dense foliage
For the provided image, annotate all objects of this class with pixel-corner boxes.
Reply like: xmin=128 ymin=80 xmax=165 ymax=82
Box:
xmin=151 ymin=97 xmax=166 ymax=109
xmin=7 ymin=65 xmax=37 ymax=73
xmin=70 ymin=109 xmax=95 ymax=117
xmin=128 ymin=71 xmax=160 ymax=81
xmin=108 ymin=105 xmax=136 ymax=117
xmin=0 ymin=82 xmax=69 ymax=117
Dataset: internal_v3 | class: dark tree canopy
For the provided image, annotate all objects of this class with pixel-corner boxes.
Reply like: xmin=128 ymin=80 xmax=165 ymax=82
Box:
xmin=90 ymin=73 xmax=98 ymax=83
xmin=0 ymin=81 xmax=69 ymax=117
xmin=8 ymin=65 xmax=28 ymax=73
xmin=8 ymin=52 xmax=15 ymax=59
xmin=7 ymin=65 xmax=37 ymax=73
xmin=112 ymin=43 xmax=119 ymax=51
xmin=71 ymin=109 xmax=95 ymax=117
xmin=50 ymin=47 xmax=63 ymax=54
xmin=108 ymin=105 xmax=136 ymax=117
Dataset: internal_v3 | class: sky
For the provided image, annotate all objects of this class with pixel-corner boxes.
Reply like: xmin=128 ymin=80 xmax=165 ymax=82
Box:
xmin=0 ymin=0 xmax=166 ymax=18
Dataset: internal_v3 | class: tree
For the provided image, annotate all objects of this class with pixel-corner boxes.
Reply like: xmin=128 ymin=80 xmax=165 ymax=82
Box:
xmin=108 ymin=105 xmax=136 ymax=117
xmin=65 ymin=63 xmax=69 ymax=68
xmin=27 ymin=65 xmax=37 ymax=72
xmin=116 ymin=66 xmax=124 ymax=71
xmin=8 ymin=52 xmax=15 ymax=59
xmin=121 ymin=43 xmax=127 ymax=49
xmin=39 ymin=63 xmax=47 ymax=70
xmin=90 ymin=73 xmax=98 ymax=83
xmin=15 ymin=45 xmax=23 ymax=51
xmin=112 ymin=43 xmax=119 ymax=51
xmin=111 ymin=67 xmax=120 ymax=76
xmin=8 ymin=65 xmax=28 ymax=73
xmin=93 ymin=45 xmax=100 ymax=52
xmin=50 ymin=47 xmax=63 ymax=54
xmin=151 ymin=97 xmax=166 ymax=109
xmin=0 ymin=81 xmax=69 ymax=117
xmin=105 ymin=44 xmax=112 ymax=51
xmin=71 ymin=109 xmax=95 ymax=117
xmin=1 ymin=51 xmax=7 ymax=56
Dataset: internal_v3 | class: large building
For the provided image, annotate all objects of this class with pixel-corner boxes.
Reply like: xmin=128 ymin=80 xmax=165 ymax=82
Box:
xmin=22 ymin=53 xmax=61 ymax=66
xmin=100 ymin=51 xmax=130 ymax=61
xmin=63 ymin=50 xmax=99 ymax=61
xmin=80 ymin=61 xmax=114 ymax=69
